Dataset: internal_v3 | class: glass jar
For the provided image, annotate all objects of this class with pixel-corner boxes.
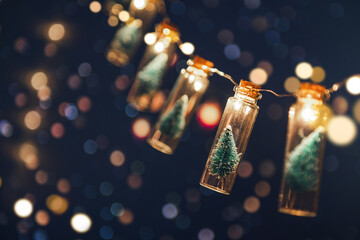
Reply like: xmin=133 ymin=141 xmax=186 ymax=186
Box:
xmin=147 ymin=56 xmax=214 ymax=154
xmin=200 ymin=80 xmax=262 ymax=195
xmin=127 ymin=21 xmax=180 ymax=111
xmin=106 ymin=0 xmax=159 ymax=67
xmin=278 ymin=83 xmax=332 ymax=217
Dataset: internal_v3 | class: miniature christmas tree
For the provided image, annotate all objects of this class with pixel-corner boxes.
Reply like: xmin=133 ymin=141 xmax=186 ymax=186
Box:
xmin=208 ymin=125 xmax=241 ymax=179
xmin=285 ymin=126 xmax=324 ymax=192
xmin=114 ymin=20 xmax=142 ymax=52
xmin=159 ymin=95 xmax=188 ymax=137
xmin=136 ymin=53 xmax=168 ymax=96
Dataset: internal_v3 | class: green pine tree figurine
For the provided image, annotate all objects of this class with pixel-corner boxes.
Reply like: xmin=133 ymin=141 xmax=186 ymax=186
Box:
xmin=114 ymin=20 xmax=142 ymax=52
xmin=208 ymin=125 xmax=241 ymax=179
xmin=159 ymin=95 xmax=188 ymax=137
xmin=285 ymin=126 xmax=324 ymax=192
xmin=136 ymin=53 xmax=168 ymax=96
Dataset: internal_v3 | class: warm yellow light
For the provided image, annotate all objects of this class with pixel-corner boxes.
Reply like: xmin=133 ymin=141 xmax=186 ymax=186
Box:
xmin=353 ymin=99 xmax=360 ymax=124
xmin=108 ymin=16 xmax=119 ymax=27
xmin=133 ymin=0 xmax=147 ymax=10
xmin=89 ymin=1 xmax=102 ymax=13
xmin=194 ymin=81 xmax=202 ymax=91
xmin=71 ymin=213 xmax=92 ymax=233
xmin=346 ymin=75 xmax=360 ymax=95
xmin=284 ymin=76 xmax=300 ymax=93
xmin=144 ymin=32 xmax=157 ymax=45
xmin=46 ymin=194 xmax=68 ymax=215
xmin=179 ymin=42 xmax=195 ymax=55
xmin=295 ymin=62 xmax=313 ymax=79
xmin=154 ymin=42 xmax=165 ymax=53
xmin=311 ymin=66 xmax=326 ymax=83
xmin=24 ymin=111 xmax=41 ymax=130
xmin=48 ymin=24 xmax=65 ymax=41
xmin=14 ymin=198 xmax=33 ymax=218
xmin=19 ymin=142 xmax=37 ymax=161
xmin=327 ymin=116 xmax=357 ymax=146
xmin=118 ymin=10 xmax=130 ymax=22
xmin=300 ymin=106 xmax=319 ymax=122
xmin=249 ymin=68 xmax=268 ymax=85
xmin=31 ymin=72 xmax=48 ymax=90
xmin=110 ymin=150 xmax=125 ymax=166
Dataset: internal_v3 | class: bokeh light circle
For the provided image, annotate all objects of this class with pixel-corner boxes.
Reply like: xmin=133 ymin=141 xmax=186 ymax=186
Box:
xmin=70 ymin=213 xmax=92 ymax=233
xmin=48 ymin=24 xmax=65 ymax=41
xmin=295 ymin=62 xmax=313 ymax=79
xmin=197 ymin=102 xmax=221 ymax=128
xmin=284 ymin=76 xmax=300 ymax=93
xmin=346 ymin=75 xmax=360 ymax=95
xmin=243 ymin=196 xmax=260 ymax=213
xmin=14 ymin=198 xmax=33 ymax=218
xmin=249 ymin=68 xmax=268 ymax=85
xmin=327 ymin=116 xmax=357 ymax=146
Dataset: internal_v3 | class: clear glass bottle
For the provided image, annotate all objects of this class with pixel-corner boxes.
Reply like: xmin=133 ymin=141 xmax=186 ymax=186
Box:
xmin=200 ymin=80 xmax=262 ymax=195
xmin=127 ymin=21 xmax=180 ymax=111
xmin=278 ymin=83 xmax=332 ymax=217
xmin=147 ymin=56 xmax=214 ymax=154
xmin=106 ymin=0 xmax=160 ymax=67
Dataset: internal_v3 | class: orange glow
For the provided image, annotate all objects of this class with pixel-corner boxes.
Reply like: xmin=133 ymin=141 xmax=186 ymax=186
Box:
xmin=119 ymin=209 xmax=134 ymax=225
xmin=31 ymin=72 xmax=48 ymax=90
xmin=35 ymin=210 xmax=50 ymax=226
xmin=37 ymin=86 xmax=51 ymax=101
xmin=89 ymin=1 xmax=102 ymax=13
xmin=110 ymin=150 xmax=125 ymax=167
xmin=197 ymin=102 xmax=221 ymax=128
xmin=57 ymin=178 xmax=71 ymax=194
xmin=46 ymin=194 xmax=68 ymax=215
xmin=50 ymin=122 xmax=65 ymax=139
xmin=243 ymin=196 xmax=260 ymax=213
xmin=77 ymin=96 xmax=92 ymax=113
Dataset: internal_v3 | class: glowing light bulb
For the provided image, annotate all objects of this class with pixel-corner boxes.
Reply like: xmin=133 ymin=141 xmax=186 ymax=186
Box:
xmin=179 ymin=42 xmax=195 ymax=55
xmin=234 ymin=101 xmax=241 ymax=110
xmin=346 ymin=75 xmax=360 ymax=95
xmin=133 ymin=0 xmax=146 ymax=10
xmin=118 ymin=10 xmax=130 ymax=22
xmin=144 ymin=33 xmax=156 ymax=45
xmin=194 ymin=81 xmax=202 ymax=91
xmin=301 ymin=106 xmax=318 ymax=122
xmin=188 ymin=74 xmax=195 ymax=83
xmin=154 ymin=42 xmax=164 ymax=53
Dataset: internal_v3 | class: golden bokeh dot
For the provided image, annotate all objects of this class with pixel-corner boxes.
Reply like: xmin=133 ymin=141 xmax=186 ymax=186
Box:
xmin=119 ymin=209 xmax=134 ymax=225
xmin=310 ymin=66 xmax=326 ymax=83
xmin=118 ymin=10 xmax=130 ymax=22
xmin=108 ymin=16 xmax=119 ymax=27
xmin=46 ymin=194 xmax=69 ymax=215
xmin=327 ymin=116 xmax=357 ymax=146
xmin=150 ymin=91 xmax=166 ymax=112
xmin=24 ymin=154 xmax=39 ymax=170
xmin=284 ymin=76 xmax=301 ymax=93
xmin=249 ymin=68 xmax=268 ymax=85
xmin=19 ymin=142 xmax=37 ymax=161
xmin=110 ymin=150 xmax=125 ymax=167
xmin=353 ymin=99 xmax=360 ymax=124
xmin=14 ymin=198 xmax=33 ymax=218
xmin=37 ymin=86 xmax=51 ymax=101
xmin=132 ymin=118 xmax=151 ymax=139
xmin=89 ymin=1 xmax=102 ymax=13
xmin=254 ymin=181 xmax=271 ymax=198
xmin=31 ymin=72 xmax=48 ymax=90
xmin=24 ymin=111 xmax=41 ymax=130
xmin=71 ymin=213 xmax=92 ymax=233
xmin=346 ymin=74 xmax=360 ymax=95
xmin=48 ymin=24 xmax=65 ymax=41
xmin=243 ymin=196 xmax=260 ymax=213
xmin=295 ymin=62 xmax=313 ymax=79
xmin=35 ymin=210 xmax=50 ymax=226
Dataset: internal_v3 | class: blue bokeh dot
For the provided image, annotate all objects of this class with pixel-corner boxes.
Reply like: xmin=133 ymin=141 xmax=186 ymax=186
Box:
xmin=84 ymin=139 xmax=97 ymax=154
xmin=99 ymin=226 xmax=114 ymax=240
xmin=224 ymin=44 xmax=241 ymax=60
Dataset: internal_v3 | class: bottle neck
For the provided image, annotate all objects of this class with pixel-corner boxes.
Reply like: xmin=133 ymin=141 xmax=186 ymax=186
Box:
xmin=233 ymin=86 xmax=261 ymax=105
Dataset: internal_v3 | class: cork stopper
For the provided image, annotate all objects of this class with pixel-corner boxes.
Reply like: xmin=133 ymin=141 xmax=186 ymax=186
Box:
xmin=235 ymin=80 xmax=262 ymax=99
xmin=155 ymin=21 xmax=180 ymax=42
xmin=298 ymin=82 xmax=327 ymax=100
xmin=192 ymin=55 xmax=214 ymax=73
